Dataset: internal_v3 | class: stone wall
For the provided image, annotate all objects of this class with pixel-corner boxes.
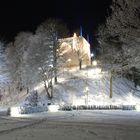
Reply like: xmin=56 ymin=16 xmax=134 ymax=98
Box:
xmin=58 ymin=34 xmax=91 ymax=68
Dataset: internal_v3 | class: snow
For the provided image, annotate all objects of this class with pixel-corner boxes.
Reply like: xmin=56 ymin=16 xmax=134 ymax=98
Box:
xmin=0 ymin=67 xmax=140 ymax=114
xmin=0 ymin=107 xmax=8 ymax=112
xmin=0 ymin=66 xmax=140 ymax=140
xmin=48 ymin=105 xmax=59 ymax=112
xmin=0 ymin=110 xmax=140 ymax=139
xmin=16 ymin=91 xmax=48 ymax=115
xmin=52 ymin=68 xmax=140 ymax=108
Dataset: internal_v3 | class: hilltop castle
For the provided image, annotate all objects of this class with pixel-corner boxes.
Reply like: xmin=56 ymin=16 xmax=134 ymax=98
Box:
xmin=58 ymin=33 xmax=91 ymax=69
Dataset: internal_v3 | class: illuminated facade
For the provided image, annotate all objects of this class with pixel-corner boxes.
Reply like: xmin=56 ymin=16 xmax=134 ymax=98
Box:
xmin=58 ymin=33 xmax=91 ymax=68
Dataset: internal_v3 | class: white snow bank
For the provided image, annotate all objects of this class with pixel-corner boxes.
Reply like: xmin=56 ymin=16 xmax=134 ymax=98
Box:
xmin=48 ymin=105 xmax=59 ymax=112
xmin=52 ymin=68 xmax=140 ymax=107
xmin=10 ymin=91 xmax=48 ymax=116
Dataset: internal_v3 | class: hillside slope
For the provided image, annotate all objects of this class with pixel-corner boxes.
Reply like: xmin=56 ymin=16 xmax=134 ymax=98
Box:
xmin=0 ymin=67 xmax=140 ymax=108
xmin=52 ymin=68 xmax=140 ymax=106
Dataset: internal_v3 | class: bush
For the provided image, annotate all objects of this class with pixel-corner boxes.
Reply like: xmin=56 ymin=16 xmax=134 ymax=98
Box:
xmin=25 ymin=90 xmax=39 ymax=107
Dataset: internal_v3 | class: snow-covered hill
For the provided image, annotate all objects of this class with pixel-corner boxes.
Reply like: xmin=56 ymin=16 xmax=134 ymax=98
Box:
xmin=52 ymin=67 xmax=140 ymax=107
xmin=0 ymin=67 xmax=140 ymax=109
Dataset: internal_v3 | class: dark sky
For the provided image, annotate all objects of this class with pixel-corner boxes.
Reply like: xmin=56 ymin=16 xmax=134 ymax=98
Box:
xmin=0 ymin=0 xmax=112 ymax=44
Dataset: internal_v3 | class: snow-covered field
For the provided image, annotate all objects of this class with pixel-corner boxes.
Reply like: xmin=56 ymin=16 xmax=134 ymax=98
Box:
xmin=1 ymin=110 xmax=140 ymax=140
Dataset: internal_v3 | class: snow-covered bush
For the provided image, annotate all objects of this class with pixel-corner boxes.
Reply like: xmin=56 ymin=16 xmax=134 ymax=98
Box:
xmin=25 ymin=90 xmax=39 ymax=107
xmin=19 ymin=90 xmax=48 ymax=114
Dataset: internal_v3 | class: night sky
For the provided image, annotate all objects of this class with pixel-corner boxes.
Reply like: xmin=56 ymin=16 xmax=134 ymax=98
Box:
xmin=0 ymin=0 xmax=112 ymax=46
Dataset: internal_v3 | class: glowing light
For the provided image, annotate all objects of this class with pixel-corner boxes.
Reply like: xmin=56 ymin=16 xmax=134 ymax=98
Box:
xmin=85 ymin=86 xmax=89 ymax=92
xmin=124 ymin=93 xmax=136 ymax=105
xmin=34 ymin=82 xmax=44 ymax=91
xmin=73 ymin=33 xmax=77 ymax=37
xmin=48 ymin=105 xmax=59 ymax=112
xmin=72 ymin=98 xmax=85 ymax=106
xmin=136 ymin=104 xmax=140 ymax=111
xmin=49 ymin=64 xmax=53 ymax=68
xmin=67 ymin=58 xmax=71 ymax=62
xmin=10 ymin=106 xmax=21 ymax=117
xmin=91 ymin=53 xmax=94 ymax=57
xmin=96 ymin=68 xmax=101 ymax=73
xmin=93 ymin=60 xmax=97 ymax=66
xmin=128 ymin=94 xmax=135 ymax=105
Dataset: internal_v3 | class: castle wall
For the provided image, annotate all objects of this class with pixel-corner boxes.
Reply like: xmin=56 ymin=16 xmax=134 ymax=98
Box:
xmin=58 ymin=35 xmax=91 ymax=68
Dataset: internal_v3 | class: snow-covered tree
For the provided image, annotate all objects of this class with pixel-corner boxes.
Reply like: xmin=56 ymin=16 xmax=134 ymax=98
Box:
xmin=0 ymin=42 xmax=11 ymax=88
xmin=97 ymin=0 xmax=140 ymax=74
xmin=6 ymin=32 xmax=33 ymax=92
xmin=24 ymin=34 xmax=54 ymax=98
xmin=7 ymin=32 xmax=55 ymax=98
xmin=5 ymin=19 xmax=69 ymax=97
xmin=36 ymin=18 xmax=69 ymax=83
xmin=106 ymin=0 xmax=140 ymax=68
xmin=97 ymin=24 xmax=124 ymax=70
xmin=25 ymin=90 xmax=39 ymax=107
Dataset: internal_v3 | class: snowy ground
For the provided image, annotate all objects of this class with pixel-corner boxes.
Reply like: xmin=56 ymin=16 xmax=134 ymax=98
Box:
xmin=52 ymin=67 xmax=140 ymax=107
xmin=0 ymin=67 xmax=140 ymax=112
xmin=0 ymin=67 xmax=140 ymax=139
xmin=0 ymin=110 xmax=140 ymax=140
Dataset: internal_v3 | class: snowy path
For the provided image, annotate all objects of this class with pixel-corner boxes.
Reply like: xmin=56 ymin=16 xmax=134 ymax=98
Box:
xmin=1 ymin=110 xmax=140 ymax=140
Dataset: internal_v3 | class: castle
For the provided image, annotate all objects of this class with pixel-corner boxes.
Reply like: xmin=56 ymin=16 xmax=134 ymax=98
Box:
xmin=58 ymin=33 xmax=91 ymax=69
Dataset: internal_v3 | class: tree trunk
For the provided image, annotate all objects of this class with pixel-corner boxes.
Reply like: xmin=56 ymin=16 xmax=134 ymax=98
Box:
xmin=53 ymin=41 xmax=58 ymax=84
xmin=44 ymin=82 xmax=52 ymax=99
xmin=0 ymin=89 xmax=2 ymax=101
xmin=26 ymin=87 xmax=29 ymax=94
xmin=54 ymin=71 xmax=57 ymax=84
xmin=79 ymin=59 xmax=82 ymax=70
xmin=50 ymin=80 xmax=53 ymax=98
xmin=110 ymin=74 xmax=113 ymax=98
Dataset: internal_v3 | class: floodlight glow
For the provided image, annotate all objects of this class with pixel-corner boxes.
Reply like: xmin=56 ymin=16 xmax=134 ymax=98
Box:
xmin=67 ymin=58 xmax=71 ymax=62
xmin=48 ymin=105 xmax=59 ymax=112
xmin=34 ymin=82 xmax=44 ymax=91
xmin=93 ymin=60 xmax=97 ymax=66
xmin=49 ymin=64 xmax=53 ymax=68
xmin=10 ymin=107 xmax=21 ymax=117
xmin=91 ymin=53 xmax=94 ymax=57
xmin=72 ymin=99 xmax=85 ymax=106
xmin=92 ymin=68 xmax=102 ymax=75
xmin=73 ymin=33 xmax=77 ymax=37
xmin=136 ymin=104 xmax=140 ymax=111
xmin=38 ymin=67 xmax=42 ymax=71
xmin=123 ymin=93 xmax=136 ymax=106
xmin=95 ymin=68 xmax=101 ymax=73
xmin=85 ymin=86 xmax=89 ymax=92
